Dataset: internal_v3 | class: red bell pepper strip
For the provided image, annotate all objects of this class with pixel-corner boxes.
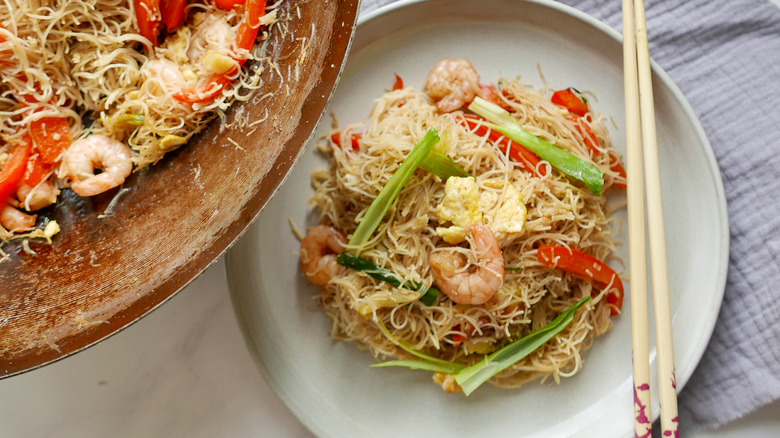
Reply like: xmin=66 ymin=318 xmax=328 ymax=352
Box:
xmin=537 ymin=245 xmax=624 ymax=316
xmin=452 ymin=324 xmax=466 ymax=347
xmin=174 ymin=69 xmax=236 ymax=103
xmin=551 ymin=88 xmax=589 ymax=117
xmin=331 ymin=132 xmax=362 ymax=151
xmin=134 ymin=0 xmax=162 ymax=46
xmin=475 ymin=84 xmax=516 ymax=112
xmin=565 ymin=114 xmax=627 ymax=189
xmin=29 ymin=116 xmax=71 ymax=164
xmin=215 ymin=0 xmax=246 ymax=10
xmin=609 ymin=156 xmax=627 ymax=189
xmin=459 ymin=115 xmax=547 ymax=177
xmin=392 ymin=74 xmax=404 ymax=91
xmin=566 ymin=114 xmax=600 ymax=155
xmin=235 ymin=0 xmax=266 ymax=56
xmin=174 ymin=0 xmax=266 ymax=104
xmin=0 ymin=139 xmax=32 ymax=208
xmin=160 ymin=0 xmax=188 ymax=31
xmin=450 ymin=320 xmax=483 ymax=348
xmin=22 ymin=153 xmax=54 ymax=187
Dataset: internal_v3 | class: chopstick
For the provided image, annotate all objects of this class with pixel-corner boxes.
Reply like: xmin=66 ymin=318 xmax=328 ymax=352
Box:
xmin=622 ymin=0 xmax=679 ymax=436
xmin=622 ymin=0 xmax=653 ymax=436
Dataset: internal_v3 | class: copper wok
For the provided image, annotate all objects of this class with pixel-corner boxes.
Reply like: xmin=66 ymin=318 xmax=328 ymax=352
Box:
xmin=0 ymin=0 xmax=360 ymax=378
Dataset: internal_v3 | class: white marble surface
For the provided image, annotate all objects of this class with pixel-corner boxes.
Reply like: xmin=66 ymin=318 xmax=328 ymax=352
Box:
xmin=0 ymin=258 xmax=777 ymax=437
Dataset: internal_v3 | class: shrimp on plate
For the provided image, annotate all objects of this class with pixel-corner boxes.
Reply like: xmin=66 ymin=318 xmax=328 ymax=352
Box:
xmin=429 ymin=225 xmax=505 ymax=305
xmin=300 ymin=225 xmax=348 ymax=286
xmin=425 ymin=57 xmax=483 ymax=113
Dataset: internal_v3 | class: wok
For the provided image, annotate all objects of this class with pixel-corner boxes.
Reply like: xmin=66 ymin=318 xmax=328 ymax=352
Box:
xmin=0 ymin=0 xmax=360 ymax=378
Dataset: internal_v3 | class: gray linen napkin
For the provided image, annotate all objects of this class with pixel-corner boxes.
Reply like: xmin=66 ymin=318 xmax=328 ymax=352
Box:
xmin=360 ymin=0 xmax=780 ymax=433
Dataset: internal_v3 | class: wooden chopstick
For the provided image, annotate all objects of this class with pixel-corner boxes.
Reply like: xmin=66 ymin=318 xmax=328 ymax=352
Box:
xmin=622 ymin=0 xmax=680 ymax=436
xmin=621 ymin=0 xmax=653 ymax=436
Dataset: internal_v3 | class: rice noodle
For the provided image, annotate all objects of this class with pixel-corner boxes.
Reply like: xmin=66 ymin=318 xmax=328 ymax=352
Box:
xmin=0 ymin=0 xmax=279 ymax=239
xmin=306 ymin=78 xmax=622 ymax=391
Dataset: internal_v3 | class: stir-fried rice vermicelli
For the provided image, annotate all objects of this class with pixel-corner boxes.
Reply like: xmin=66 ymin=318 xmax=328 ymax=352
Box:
xmin=302 ymin=62 xmax=625 ymax=393
xmin=0 ymin=0 xmax=279 ymax=249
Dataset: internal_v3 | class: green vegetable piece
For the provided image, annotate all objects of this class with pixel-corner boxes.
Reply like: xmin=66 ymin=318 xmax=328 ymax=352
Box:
xmin=420 ymin=150 xmax=471 ymax=179
xmin=468 ymin=97 xmax=604 ymax=195
xmin=454 ymin=296 xmax=592 ymax=395
xmin=372 ymin=320 xmax=466 ymax=375
xmin=113 ymin=113 xmax=145 ymax=126
xmin=337 ymin=252 xmax=439 ymax=306
xmin=348 ymin=128 xmax=441 ymax=251
xmin=371 ymin=359 xmax=458 ymax=374
xmin=418 ymin=287 xmax=439 ymax=306
xmin=369 ymin=297 xmax=591 ymax=396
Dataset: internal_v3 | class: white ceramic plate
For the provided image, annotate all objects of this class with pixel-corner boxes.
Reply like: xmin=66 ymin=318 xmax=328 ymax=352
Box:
xmin=226 ymin=1 xmax=729 ymax=437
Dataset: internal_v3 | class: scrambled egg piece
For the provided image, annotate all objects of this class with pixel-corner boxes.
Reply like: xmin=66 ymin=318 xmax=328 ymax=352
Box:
xmin=158 ymin=135 xmax=188 ymax=152
xmin=435 ymin=177 xmax=527 ymax=244
xmin=203 ymin=50 xmax=238 ymax=74
xmin=481 ymin=180 xmax=527 ymax=244
xmin=436 ymin=177 xmax=482 ymax=244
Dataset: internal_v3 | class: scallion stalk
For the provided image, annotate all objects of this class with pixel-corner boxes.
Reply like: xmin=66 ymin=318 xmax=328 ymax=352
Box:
xmin=369 ymin=296 xmax=591 ymax=395
xmin=420 ymin=150 xmax=471 ymax=179
xmin=454 ymin=296 xmax=591 ymax=395
xmin=468 ymin=97 xmax=604 ymax=195
xmin=348 ymin=128 xmax=440 ymax=250
xmin=337 ymin=252 xmax=440 ymax=305
xmin=372 ymin=320 xmax=466 ymax=374
xmin=113 ymin=113 xmax=145 ymax=126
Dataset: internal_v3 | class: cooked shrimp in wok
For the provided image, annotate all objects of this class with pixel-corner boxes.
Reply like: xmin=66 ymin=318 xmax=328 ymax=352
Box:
xmin=60 ymin=135 xmax=133 ymax=197
xmin=0 ymin=0 xmax=277 ymax=251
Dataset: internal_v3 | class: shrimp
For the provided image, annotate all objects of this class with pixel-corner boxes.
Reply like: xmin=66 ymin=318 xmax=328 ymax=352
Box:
xmin=426 ymin=58 xmax=482 ymax=113
xmin=60 ymin=134 xmax=133 ymax=197
xmin=142 ymin=59 xmax=187 ymax=95
xmin=300 ymin=225 xmax=348 ymax=286
xmin=430 ymin=225 xmax=505 ymax=305
xmin=17 ymin=180 xmax=60 ymax=212
xmin=187 ymin=14 xmax=237 ymax=69
xmin=0 ymin=204 xmax=36 ymax=232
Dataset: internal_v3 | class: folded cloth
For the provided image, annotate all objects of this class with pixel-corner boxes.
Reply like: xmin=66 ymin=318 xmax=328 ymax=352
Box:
xmin=361 ymin=0 xmax=780 ymax=432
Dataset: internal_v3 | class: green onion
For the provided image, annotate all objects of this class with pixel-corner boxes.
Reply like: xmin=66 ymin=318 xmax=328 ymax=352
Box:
xmin=418 ymin=287 xmax=439 ymax=306
xmin=113 ymin=113 xmax=145 ymax=126
xmin=468 ymin=97 xmax=604 ymax=195
xmin=372 ymin=320 xmax=466 ymax=374
xmin=348 ymin=128 xmax=440 ymax=250
xmin=369 ymin=296 xmax=591 ymax=395
xmin=571 ymin=87 xmax=589 ymax=104
xmin=420 ymin=150 xmax=471 ymax=179
xmin=454 ymin=296 xmax=591 ymax=395
xmin=337 ymin=252 xmax=439 ymax=305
